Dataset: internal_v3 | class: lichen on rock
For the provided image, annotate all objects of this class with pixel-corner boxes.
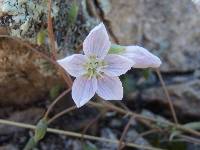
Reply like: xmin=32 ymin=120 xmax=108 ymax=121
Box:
xmin=0 ymin=0 xmax=58 ymax=41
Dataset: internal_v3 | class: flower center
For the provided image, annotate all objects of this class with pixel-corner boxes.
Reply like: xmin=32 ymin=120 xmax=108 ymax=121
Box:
xmin=85 ymin=56 xmax=106 ymax=78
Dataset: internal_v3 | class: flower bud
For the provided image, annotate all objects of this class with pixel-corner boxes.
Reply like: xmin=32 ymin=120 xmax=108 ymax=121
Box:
xmin=122 ymin=46 xmax=161 ymax=68
xmin=109 ymin=45 xmax=162 ymax=68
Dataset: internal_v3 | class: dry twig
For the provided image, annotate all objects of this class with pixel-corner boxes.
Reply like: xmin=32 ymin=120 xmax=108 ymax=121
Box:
xmin=118 ymin=116 xmax=135 ymax=150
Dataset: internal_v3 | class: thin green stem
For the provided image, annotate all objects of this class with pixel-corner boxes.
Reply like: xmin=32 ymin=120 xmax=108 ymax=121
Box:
xmin=44 ymin=88 xmax=71 ymax=119
xmin=47 ymin=106 xmax=76 ymax=124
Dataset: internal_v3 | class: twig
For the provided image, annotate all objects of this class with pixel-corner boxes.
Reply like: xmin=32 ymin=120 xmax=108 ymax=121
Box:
xmin=47 ymin=105 xmax=76 ymax=124
xmin=134 ymin=129 xmax=161 ymax=142
xmin=122 ymin=129 xmax=162 ymax=150
xmin=0 ymin=119 xmax=164 ymax=150
xmin=44 ymin=88 xmax=71 ymax=119
xmin=46 ymin=0 xmax=73 ymax=87
xmin=176 ymin=135 xmax=200 ymax=145
xmin=47 ymin=0 xmax=57 ymax=60
xmin=100 ymin=102 xmax=156 ymax=123
xmin=89 ymin=102 xmax=200 ymax=137
xmin=118 ymin=116 xmax=135 ymax=150
xmin=156 ymin=69 xmax=178 ymax=124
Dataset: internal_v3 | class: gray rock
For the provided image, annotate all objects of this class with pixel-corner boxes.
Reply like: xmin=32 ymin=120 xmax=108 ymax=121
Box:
xmin=141 ymin=79 xmax=200 ymax=117
xmin=109 ymin=119 xmax=122 ymax=128
xmin=99 ymin=0 xmax=200 ymax=72
xmin=0 ymin=145 xmax=17 ymax=150
xmin=125 ymin=129 xmax=151 ymax=149
xmin=0 ymin=108 xmax=44 ymax=135
xmin=98 ymin=128 xmax=118 ymax=150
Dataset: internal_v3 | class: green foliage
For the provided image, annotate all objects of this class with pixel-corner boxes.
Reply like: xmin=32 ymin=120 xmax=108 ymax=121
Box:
xmin=122 ymin=74 xmax=136 ymax=95
xmin=50 ymin=84 xmax=63 ymax=100
xmin=142 ymin=69 xmax=151 ymax=80
xmin=83 ymin=143 xmax=98 ymax=150
xmin=161 ymin=141 xmax=187 ymax=150
xmin=183 ymin=121 xmax=200 ymax=130
xmin=37 ymin=30 xmax=47 ymax=45
xmin=67 ymin=2 xmax=79 ymax=27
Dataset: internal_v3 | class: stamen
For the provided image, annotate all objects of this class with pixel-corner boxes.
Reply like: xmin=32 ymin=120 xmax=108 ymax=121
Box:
xmin=84 ymin=56 xmax=106 ymax=78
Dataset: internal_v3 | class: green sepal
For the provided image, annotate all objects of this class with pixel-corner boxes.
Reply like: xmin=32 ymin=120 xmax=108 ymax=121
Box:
xmin=108 ymin=44 xmax=125 ymax=54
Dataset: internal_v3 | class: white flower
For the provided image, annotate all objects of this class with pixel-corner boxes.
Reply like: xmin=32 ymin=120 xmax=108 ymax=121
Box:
xmin=57 ymin=23 xmax=133 ymax=107
xmin=121 ymin=46 xmax=161 ymax=68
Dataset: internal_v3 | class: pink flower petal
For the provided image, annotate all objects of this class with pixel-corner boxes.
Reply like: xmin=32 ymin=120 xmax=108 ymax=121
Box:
xmin=96 ymin=75 xmax=123 ymax=100
xmin=102 ymin=54 xmax=134 ymax=76
xmin=57 ymin=54 xmax=88 ymax=77
xmin=72 ymin=76 xmax=97 ymax=108
xmin=83 ymin=23 xmax=111 ymax=58
xmin=122 ymin=46 xmax=162 ymax=68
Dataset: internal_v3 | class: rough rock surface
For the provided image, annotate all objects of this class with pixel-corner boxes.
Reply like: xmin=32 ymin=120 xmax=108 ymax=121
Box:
xmin=0 ymin=107 xmax=44 ymax=135
xmin=0 ymin=37 xmax=63 ymax=105
xmin=99 ymin=0 xmax=200 ymax=72
xmin=141 ymin=79 xmax=200 ymax=118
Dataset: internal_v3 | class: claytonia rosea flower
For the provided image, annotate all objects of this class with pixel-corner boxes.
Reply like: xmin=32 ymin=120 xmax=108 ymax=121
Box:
xmin=57 ymin=23 xmax=133 ymax=107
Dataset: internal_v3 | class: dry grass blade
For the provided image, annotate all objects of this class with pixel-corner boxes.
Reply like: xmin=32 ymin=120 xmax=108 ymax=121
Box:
xmin=156 ymin=69 xmax=178 ymax=124
xmin=136 ymin=129 xmax=161 ymax=140
xmin=176 ymin=135 xmax=200 ymax=145
xmin=47 ymin=105 xmax=76 ymax=124
xmin=118 ymin=116 xmax=135 ymax=150
xmin=89 ymin=102 xmax=200 ymax=137
xmin=0 ymin=119 xmax=165 ymax=150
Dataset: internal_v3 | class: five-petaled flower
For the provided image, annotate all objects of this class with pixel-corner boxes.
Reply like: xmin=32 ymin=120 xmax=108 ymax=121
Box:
xmin=57 ymin=23 xmax=161 ymax=108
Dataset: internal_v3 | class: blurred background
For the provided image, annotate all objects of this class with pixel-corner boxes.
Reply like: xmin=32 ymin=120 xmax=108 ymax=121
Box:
xmin=0 ymin=0 xmax=200 ymax=149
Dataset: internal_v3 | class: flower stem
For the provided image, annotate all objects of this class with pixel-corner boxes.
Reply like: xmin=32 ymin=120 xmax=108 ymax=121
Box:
xmin=156 ymin=69 xmax=178 ymax=124
xmin=44 ymin=88 xmax=71 ymax=119
xmin=0 ymin=119 xmax=164 ymax=150
xmin=47 ymin=105 xmax=76 ymax=124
